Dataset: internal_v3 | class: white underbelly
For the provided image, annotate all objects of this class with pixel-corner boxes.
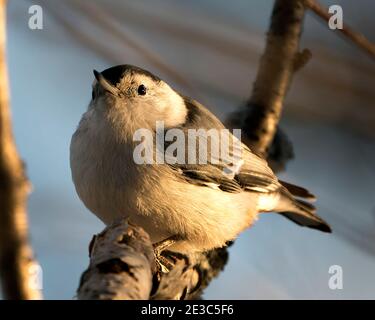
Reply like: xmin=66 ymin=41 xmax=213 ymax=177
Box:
xmin=73 ymin=161 xmax=258 ymax=253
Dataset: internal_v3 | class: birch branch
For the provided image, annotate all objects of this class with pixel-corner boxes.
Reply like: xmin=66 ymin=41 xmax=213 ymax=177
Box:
xmin=77 ymin=219 xmax=223 ymax=300
xmin=0 ymin=0 xmax=42 ymax=300
xmin=77 ymin=220 xmax=155 ymax=300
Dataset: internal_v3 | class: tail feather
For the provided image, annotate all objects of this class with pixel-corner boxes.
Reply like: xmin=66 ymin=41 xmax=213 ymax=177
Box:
xmin=276 ymin=188 xmax=332 ymax=233
xmin=279 ymin=180 xmax=316 ymax=201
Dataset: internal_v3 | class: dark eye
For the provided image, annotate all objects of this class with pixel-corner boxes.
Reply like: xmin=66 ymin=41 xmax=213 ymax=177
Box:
xmin=91 ymin=88 xmax=96 ymax=100
xmin=137 ymin=84 xmax=147 ymax=95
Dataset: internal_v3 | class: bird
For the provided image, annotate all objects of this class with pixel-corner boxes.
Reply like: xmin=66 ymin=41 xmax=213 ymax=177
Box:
xmin=70 ymin=64 xmax=331 ymax=267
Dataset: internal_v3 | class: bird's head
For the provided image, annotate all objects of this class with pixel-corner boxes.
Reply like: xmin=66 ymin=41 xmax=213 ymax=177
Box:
xmin=91 ymin=65 xmax=187 ymax=130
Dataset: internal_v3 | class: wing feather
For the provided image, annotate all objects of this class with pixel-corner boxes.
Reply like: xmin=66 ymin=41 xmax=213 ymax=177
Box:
xmin=167 ymin=96 xmax=281 ymax=194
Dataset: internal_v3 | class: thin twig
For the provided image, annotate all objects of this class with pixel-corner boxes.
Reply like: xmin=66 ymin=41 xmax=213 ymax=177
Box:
xmin=0 ymin=0 xmax=41 ymax=300
xmin=303 ymin=0 xmax=375 ymax=61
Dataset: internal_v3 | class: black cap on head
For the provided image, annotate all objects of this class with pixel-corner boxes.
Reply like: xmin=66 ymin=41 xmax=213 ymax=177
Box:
xmin=98 ymin=65 xmax=161 ymax=87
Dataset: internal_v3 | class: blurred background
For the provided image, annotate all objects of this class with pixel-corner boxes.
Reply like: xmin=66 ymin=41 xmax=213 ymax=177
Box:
xmin=4 ymin=0 xmax=375 ymax=299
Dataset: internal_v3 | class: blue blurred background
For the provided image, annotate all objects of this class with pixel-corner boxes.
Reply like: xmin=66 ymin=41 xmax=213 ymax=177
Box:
xmin=5 ymin=0 xmax=375 ymax=299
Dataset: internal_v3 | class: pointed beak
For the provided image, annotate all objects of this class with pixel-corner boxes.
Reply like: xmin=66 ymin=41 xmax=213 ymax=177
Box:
xmin=93 ymin=69 xmax=121 ymax=96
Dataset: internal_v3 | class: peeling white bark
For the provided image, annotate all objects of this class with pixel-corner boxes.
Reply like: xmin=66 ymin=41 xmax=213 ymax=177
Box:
xmin=77 ymin=220 xmax=155 ymax=300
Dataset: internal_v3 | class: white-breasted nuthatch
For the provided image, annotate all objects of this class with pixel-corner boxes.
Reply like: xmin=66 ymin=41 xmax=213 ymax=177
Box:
xmin=70 ymin=65 xmax=331 ymax=258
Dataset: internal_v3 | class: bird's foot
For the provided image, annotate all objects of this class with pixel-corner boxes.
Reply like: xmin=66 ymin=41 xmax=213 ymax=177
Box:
xmin=154 ymin=252 xmax=175 ymax=273
xmin=153 ymin=235 xmax=180 ymax=274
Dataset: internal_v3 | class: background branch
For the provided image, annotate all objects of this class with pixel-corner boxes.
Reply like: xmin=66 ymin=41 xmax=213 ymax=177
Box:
xmin=227 ymin=0 xmax=307 ymax=163
xmin=0 ymin=0 xmax=41 ymax=300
